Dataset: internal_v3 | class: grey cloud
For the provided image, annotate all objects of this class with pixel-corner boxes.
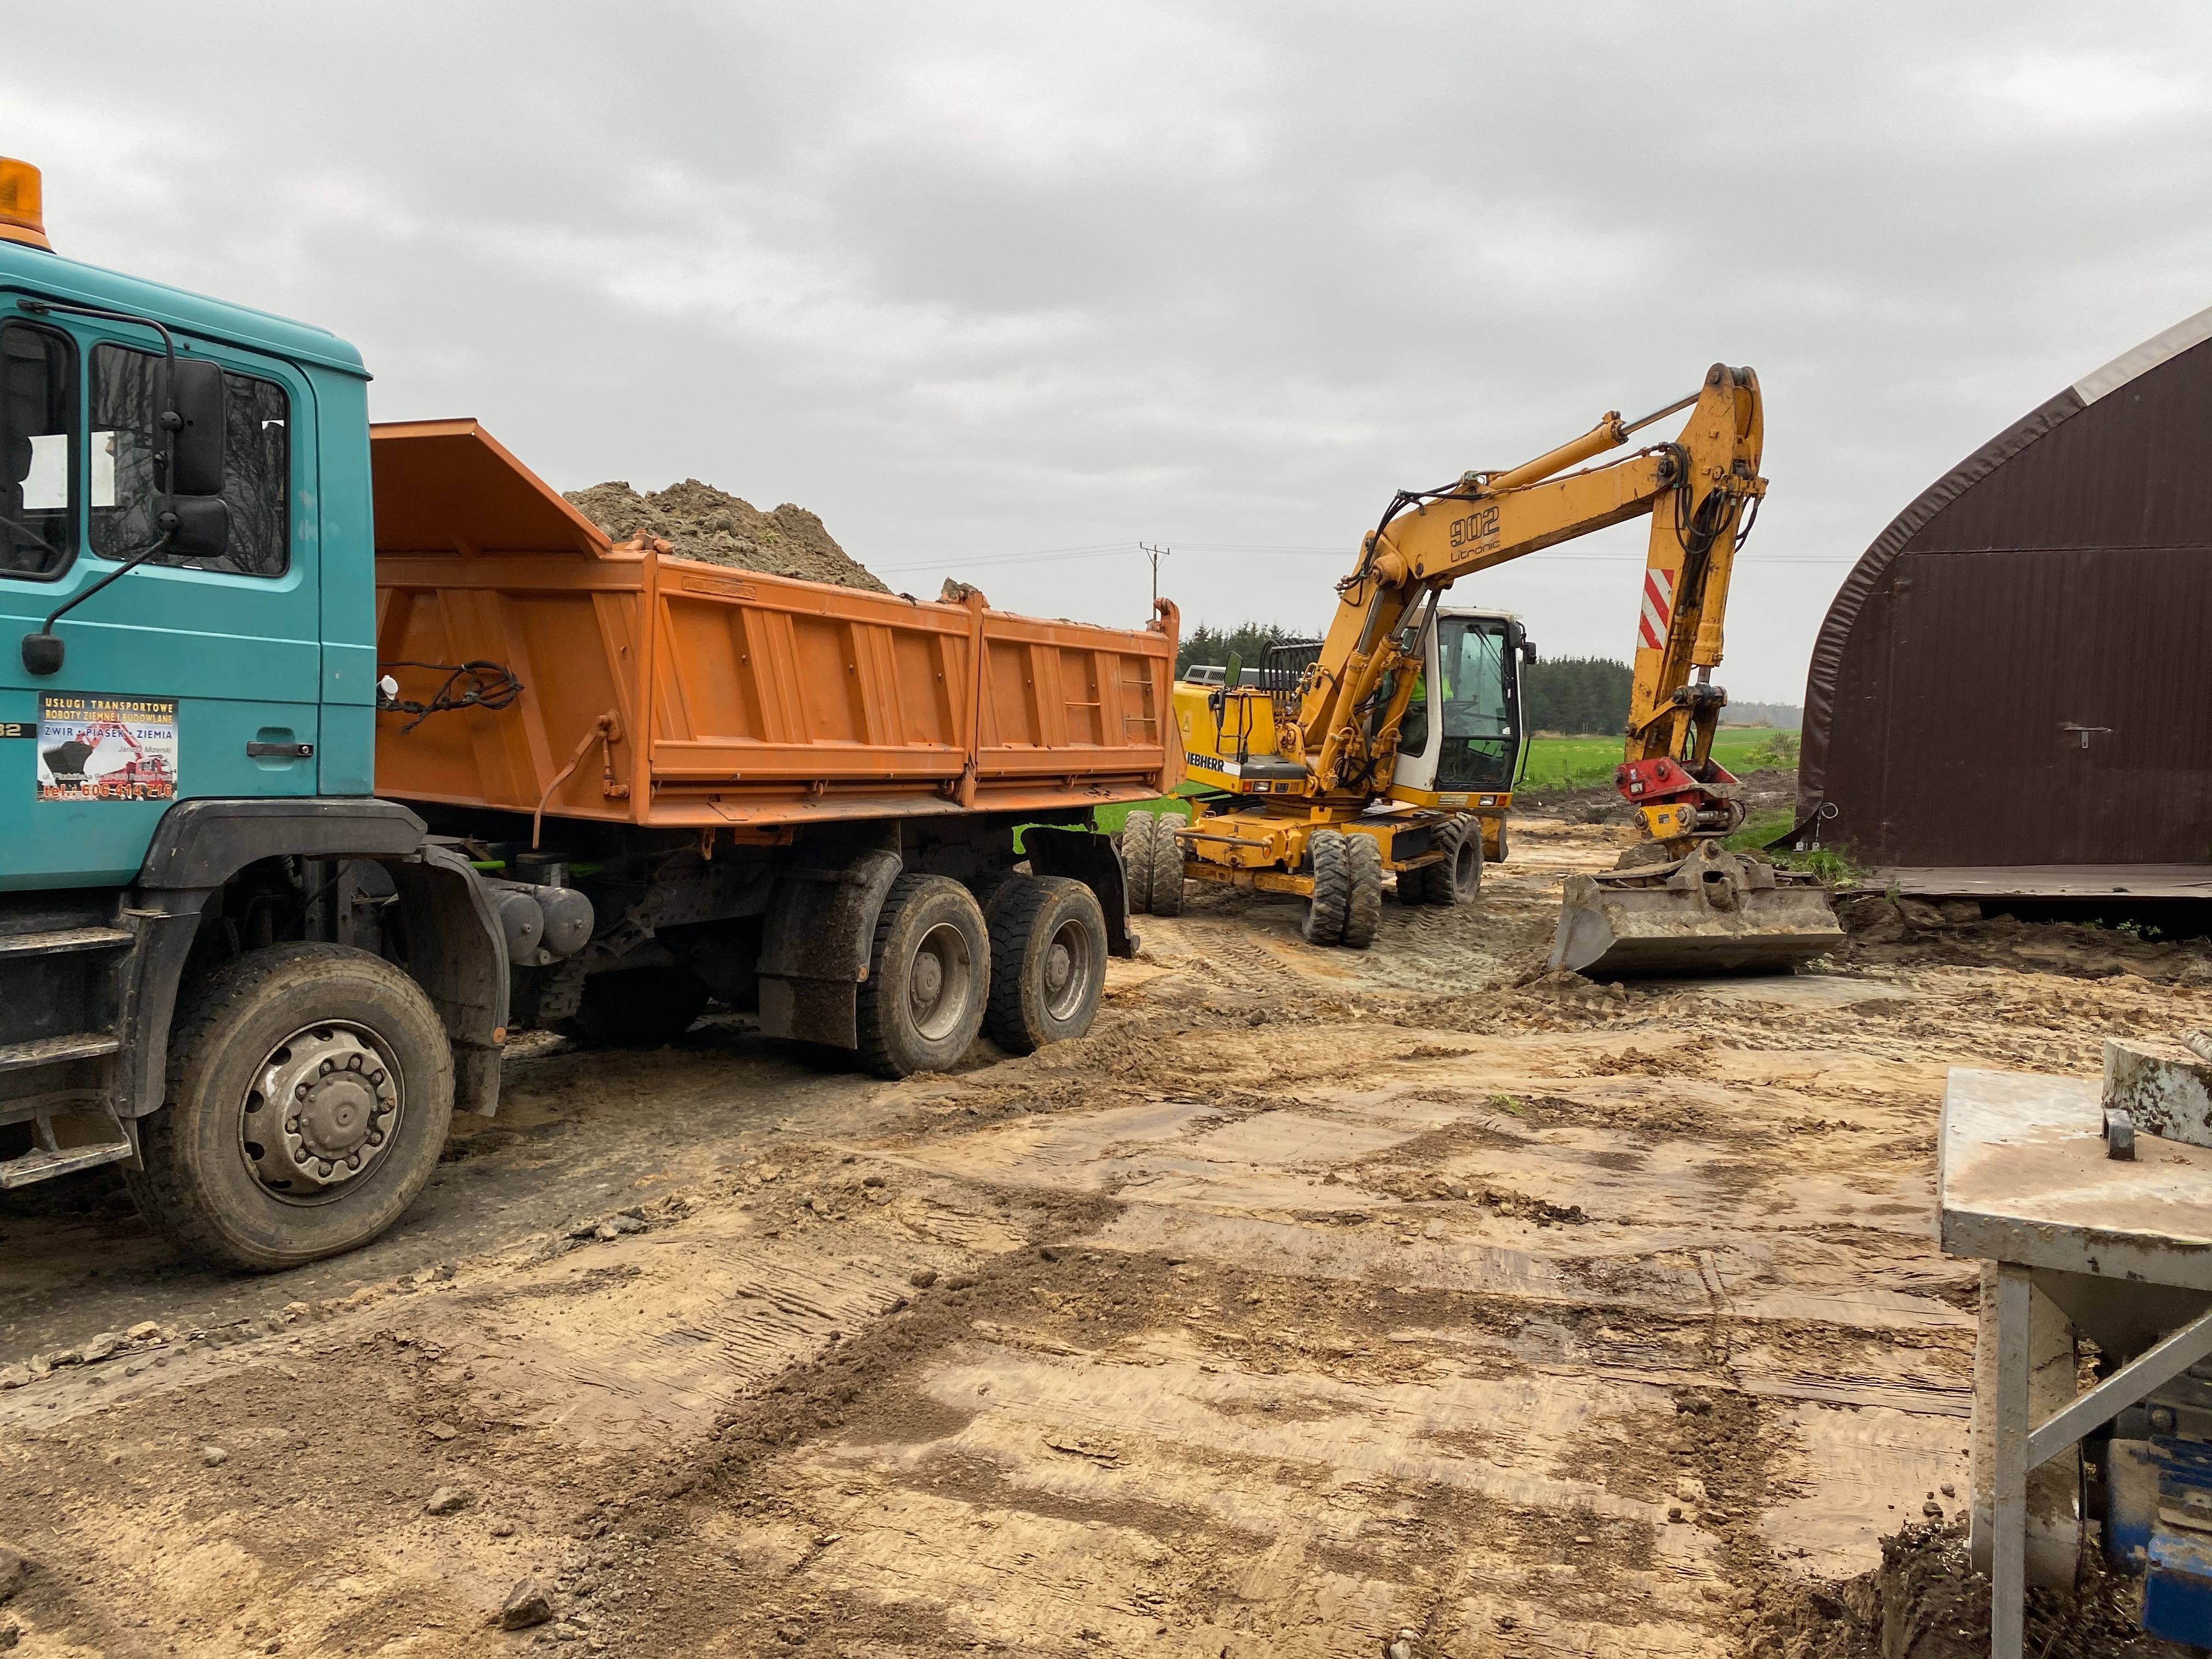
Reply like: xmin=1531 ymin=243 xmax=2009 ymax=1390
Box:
xmin=16 ymin=2 xmax=2212 ymax=697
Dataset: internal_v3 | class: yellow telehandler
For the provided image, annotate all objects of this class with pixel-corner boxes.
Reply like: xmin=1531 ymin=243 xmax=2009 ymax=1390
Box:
xmin=1121 ymin=364 xmax=1842 ymax=977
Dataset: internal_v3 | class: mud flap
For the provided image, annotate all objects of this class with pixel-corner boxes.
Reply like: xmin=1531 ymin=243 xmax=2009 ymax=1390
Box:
xmin=388 ymin=843 xmax=512 ymax=1116
xmin=1549 ymin=840 xmax=1843 ymax=978
xmin=756 ymin=849 xmax=905 ymax=1047
xmin=1023 ymin=826 xmax=1138 ymax=958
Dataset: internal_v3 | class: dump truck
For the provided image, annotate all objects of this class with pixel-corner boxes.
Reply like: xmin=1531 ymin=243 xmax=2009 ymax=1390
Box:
xmin=1130 ymin=365 xmax=1843 ymax=976
xmin=0 ymin=158 xmax=1177 ymax=1269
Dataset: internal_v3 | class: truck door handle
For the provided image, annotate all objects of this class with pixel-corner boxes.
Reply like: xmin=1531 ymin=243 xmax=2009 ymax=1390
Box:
xmin=246 ymin=741 xmax=314 ymax=759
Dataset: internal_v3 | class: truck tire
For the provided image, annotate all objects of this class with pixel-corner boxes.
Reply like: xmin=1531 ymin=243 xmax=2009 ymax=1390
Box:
xmin=1420 ymin=816 xmax=1483 ymax=906
xmin=1148 ymin=810 xmax=1187 ymax=917
xmin=1342 ymin=833 xmax=1384 ymax=949
xmin=985 ymin=876 xmax=1108 ymax=1053
xmin=574 ymin=966 xmax=711 ymax=1046
xmin=1302 ymin=829 xmax=1350 ymax=945
xmin=1119 ymin=811 xmax=1159 ymax=915
xmin=856 ymin=874 xmax=990 ymax=1078
xmin=124 ymin=943 xmax=454 ymax=1272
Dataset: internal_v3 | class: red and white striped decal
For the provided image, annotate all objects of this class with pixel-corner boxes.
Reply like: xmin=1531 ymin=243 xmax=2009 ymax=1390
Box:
xmin=1638 ymin=565 xmax=1675 ymax=650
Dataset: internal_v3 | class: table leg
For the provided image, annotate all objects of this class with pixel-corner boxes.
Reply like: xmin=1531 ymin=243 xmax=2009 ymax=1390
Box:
xmin=1991 ymin=1262 xmax=2031 ymax=1659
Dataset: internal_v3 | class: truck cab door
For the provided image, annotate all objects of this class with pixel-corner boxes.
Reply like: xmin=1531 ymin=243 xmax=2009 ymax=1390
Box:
xmin=0 ymin=317 xmax=320 ymax=891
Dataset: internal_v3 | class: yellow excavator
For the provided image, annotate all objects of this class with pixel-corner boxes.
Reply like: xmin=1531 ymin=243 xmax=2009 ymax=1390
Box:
xmin=1121 ymin=364 xmax=1843 ymax=977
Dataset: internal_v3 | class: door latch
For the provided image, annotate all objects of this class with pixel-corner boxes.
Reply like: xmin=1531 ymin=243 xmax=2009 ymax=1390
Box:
xmin=246 ymin=741 xmax=314 ymax=759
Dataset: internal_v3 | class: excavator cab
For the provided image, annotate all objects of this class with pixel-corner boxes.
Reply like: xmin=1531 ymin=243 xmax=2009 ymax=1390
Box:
xmin=1392 ymin=608 xmax=1525 ymax=792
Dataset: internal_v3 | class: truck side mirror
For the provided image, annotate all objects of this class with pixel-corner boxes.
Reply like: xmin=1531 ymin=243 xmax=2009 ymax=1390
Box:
xmin=1521 ymin=640 xmax=1538 ymax=665
xmin=1223 ymin=652 xmax=1243 ymax=692
xmin=161 ymin=494 xmax=230 ymax=560
xmin=167 ymin=357 xmax=226 ymax=496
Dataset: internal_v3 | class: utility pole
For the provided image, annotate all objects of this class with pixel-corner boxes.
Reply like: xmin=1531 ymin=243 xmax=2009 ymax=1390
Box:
xmin=1140 ymin=543 xmax=1171 ymax=607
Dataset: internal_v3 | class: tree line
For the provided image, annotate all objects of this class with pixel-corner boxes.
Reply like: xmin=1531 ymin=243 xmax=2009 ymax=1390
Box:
xmin=1522 ymin=656 xmax=1633 ymax=734
xmin=1177 ymin=620 xmax=1314 ymax=677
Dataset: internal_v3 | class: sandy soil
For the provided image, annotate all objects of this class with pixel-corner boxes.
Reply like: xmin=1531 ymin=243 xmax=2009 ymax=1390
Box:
xmin=564 ymin=480 xmax=888 ymax=592
xmin=3 ymin=816 xmax=2208 ymax=1658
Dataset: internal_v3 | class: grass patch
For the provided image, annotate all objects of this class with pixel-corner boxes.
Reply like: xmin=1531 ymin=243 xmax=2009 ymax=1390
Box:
xmin=1092 ymin=784 xmax=1210 ymax=834
xmin=1723 ymin=804 xmax=1860 ymax=887
xmin=1521 ymin=729 xmax=1798 ymax=789
xmin=1723 ymin=806 xmax=1797 ymax=853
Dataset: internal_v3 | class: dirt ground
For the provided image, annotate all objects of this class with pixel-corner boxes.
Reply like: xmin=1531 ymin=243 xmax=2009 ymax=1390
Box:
xmin=5 ymin=815 xmax=2210 ymax=1658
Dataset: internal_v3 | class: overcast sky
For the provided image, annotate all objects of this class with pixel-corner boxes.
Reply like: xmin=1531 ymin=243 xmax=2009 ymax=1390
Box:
xmin=16 ymin=3 xmax=2212 ymax=700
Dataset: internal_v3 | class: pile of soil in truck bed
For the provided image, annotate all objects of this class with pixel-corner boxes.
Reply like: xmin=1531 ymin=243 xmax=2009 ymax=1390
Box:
xmin=565 ymin=478 xmax=889 ymax=593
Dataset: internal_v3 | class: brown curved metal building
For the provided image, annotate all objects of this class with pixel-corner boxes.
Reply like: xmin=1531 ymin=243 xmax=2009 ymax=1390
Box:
xmin=1795 ymin=304 xmax=2212 ymax=897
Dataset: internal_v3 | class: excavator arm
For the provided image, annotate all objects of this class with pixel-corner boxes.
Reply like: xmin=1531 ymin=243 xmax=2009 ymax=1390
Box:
xmin=1294 ymin=364 xmax=1765 ymax=808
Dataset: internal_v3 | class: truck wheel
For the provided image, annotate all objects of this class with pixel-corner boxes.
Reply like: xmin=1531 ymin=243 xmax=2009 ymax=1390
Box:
xmin=575 ymin=967 xmax=711 ymax=1046
xmin=1342 ymin=834 xmax=1384 ymax=949
xmin=1148 ymin=811 xmax=1187 ymax=917
xmin=124 ymin=943 xmax=454 ymax=1272
xmin=1420 ymin=817 xmax=1483 ymax=906
xmin=985 ymin=876 xmax=1108 ymax=1053
xmin=856 ymin=874 xmax=989 ymax=1078
xmin=1302 ymin=830 xmax=1350 ymax=944
xmin=1119 ymin=811 xmax=1159 ymax=915
xmin=1491 ymin=816 xmax=1511 ymax=864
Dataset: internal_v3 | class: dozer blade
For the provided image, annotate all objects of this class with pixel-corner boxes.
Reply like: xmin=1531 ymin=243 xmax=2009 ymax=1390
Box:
xmin=1549 ymin=840 xmax=1844 ymax=978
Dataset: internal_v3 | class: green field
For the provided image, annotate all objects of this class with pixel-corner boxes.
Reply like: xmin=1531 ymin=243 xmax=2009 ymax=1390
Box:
xmin=1519 ymin=729 xmax=1798 ymax=790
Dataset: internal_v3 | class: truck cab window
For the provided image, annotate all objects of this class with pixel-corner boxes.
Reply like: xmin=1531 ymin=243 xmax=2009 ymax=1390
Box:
xmin=0 ymin=322 xmax=77 ymax=577
xmin=89 ymin=343 xmax=290 ymax=577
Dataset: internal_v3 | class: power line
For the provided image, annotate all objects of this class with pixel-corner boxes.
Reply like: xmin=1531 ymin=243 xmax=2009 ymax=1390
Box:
xmin=878 ymin=539 xmax=1857 ymax=575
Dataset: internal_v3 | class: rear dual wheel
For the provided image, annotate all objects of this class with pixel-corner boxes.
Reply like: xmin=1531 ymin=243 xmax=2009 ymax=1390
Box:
xmin=1341 ymin=834 xmax=1384 ymax=949
xmin=1302 ymin=830 xmax=1385 ymax=948
xmin=1120 ymin=809 xmax=1187 ymax=917
xmin=985 ymin=876 xmax=1108 ymax=1054
xmin=860 ymin=871 xmax=1109 ymax=1075
xmin=857 ymin=875 xmax=990 ymax=1079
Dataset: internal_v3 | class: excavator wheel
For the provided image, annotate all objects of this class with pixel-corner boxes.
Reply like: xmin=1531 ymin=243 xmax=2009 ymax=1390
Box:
xmin=1148 ymin=810 xmax=1188 ymax=917
xmin=1341 ymin=834 xmax=1384 ymax=949
xmin=1301 ymin=829 xmax=1350 ymax=945
xmin=1119 ymin=810 xmax=1159 ymax=915
xmin=1420 ymin=816 xmax=1483 ymax=906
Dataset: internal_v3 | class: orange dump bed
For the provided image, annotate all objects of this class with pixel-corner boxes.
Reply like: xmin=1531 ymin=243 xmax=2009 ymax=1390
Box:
xmin=369 ymin=421 xmax=1182 ymax=830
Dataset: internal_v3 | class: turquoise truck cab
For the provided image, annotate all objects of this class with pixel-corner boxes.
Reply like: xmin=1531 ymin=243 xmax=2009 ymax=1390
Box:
xmin=0 ymin=159 xmax=508 ymax=1269
xmin=1 ymin=211 xmax=379 ymax=888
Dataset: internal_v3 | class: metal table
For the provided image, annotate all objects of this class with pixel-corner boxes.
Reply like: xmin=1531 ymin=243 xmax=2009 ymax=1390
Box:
xmin=1940 ymin=1066 xmax=2212 ymax=1658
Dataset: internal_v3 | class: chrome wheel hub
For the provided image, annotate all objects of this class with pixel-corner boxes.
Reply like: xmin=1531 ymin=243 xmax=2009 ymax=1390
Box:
xmin=1041 ymin=918 xmax=1094 ymax=1022
xmin=907 ymin=922 xmax=973 ymax=1041
xmin=240 ymin=1023 xmax=402 ymax=1198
